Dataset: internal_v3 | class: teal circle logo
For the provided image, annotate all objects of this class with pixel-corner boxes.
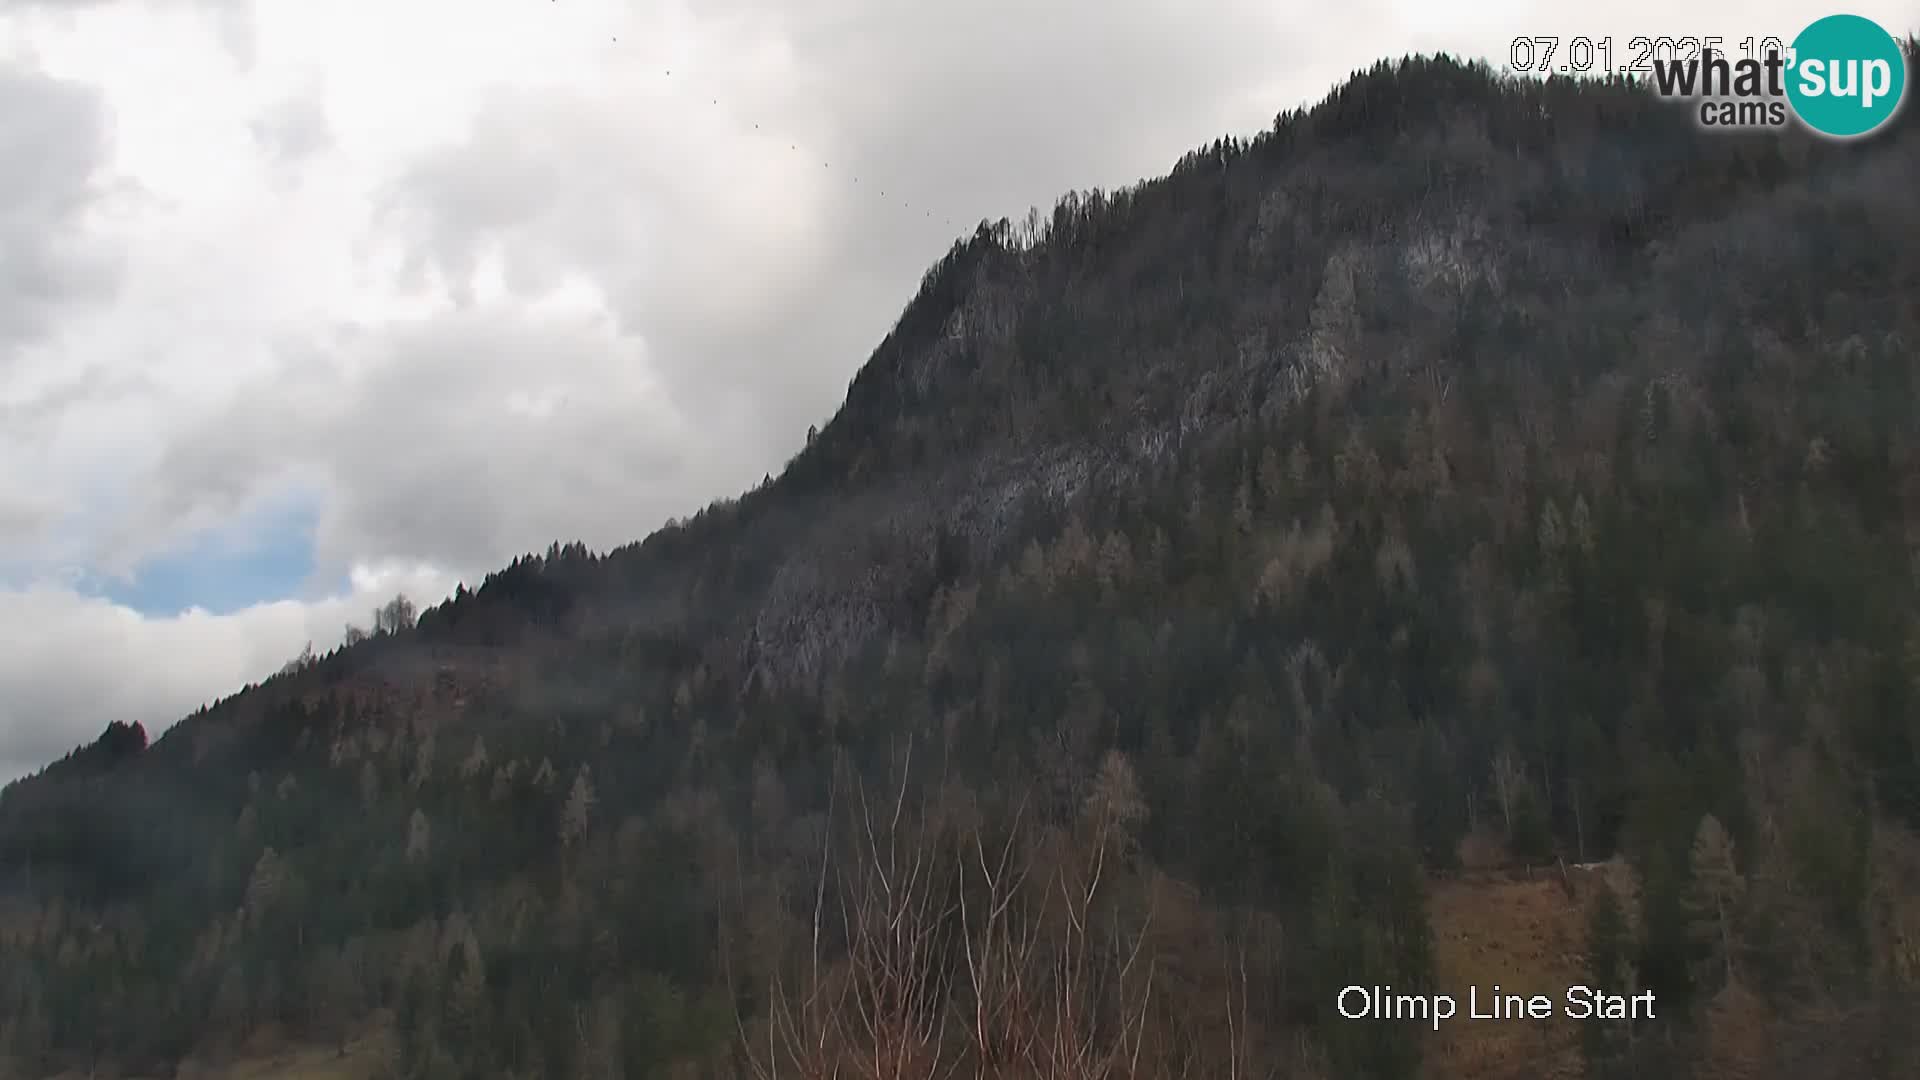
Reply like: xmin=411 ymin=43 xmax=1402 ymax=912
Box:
xmin=1785 ymin=14 xmax=1908 ymax=138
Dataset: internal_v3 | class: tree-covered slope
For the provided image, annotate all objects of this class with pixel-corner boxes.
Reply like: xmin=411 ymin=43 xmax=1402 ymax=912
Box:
xmin=2 ymin=50 xmax=1919 ymax=1079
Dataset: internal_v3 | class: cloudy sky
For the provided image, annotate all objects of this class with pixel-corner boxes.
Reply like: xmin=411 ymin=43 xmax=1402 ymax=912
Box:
xmin=0 ymin=0 xmax=1910 ymax=782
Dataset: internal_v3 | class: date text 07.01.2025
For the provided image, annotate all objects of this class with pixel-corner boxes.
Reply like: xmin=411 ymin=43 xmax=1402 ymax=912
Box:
xmin=1507 ymin=36 xmax=1791 ymax=76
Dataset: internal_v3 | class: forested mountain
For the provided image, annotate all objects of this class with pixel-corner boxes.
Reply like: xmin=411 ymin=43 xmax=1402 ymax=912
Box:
xmin=4 ymin=50 xmax=1920 ymax=1079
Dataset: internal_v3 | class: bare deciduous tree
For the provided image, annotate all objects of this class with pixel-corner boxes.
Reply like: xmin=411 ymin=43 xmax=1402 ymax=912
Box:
xmin=734 ymin=742 xmax=1185 ymax=1080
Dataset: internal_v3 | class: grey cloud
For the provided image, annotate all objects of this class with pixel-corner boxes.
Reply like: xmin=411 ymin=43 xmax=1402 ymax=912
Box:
xmin=0 ymin=495 xmax=56 ymax=552
xmin=0 ymin=367 xmax=159 ymax=436
xmin=9 ymin=0 xmax=247 ymax=5
xmin=378 ymin=0 xmax=1377 ymax=485
xmin=679 ymin=0 xmax=1358 ymax=200
xmin=0 ymin=62 xmax=121 ymax=372
xmin=0 ymin=368 xmax=154 ymax=566
xmin=22 ymin=0 xmax=1389 ymax=599
xmin=137 ymin=305 xmax=720 ymax=581
xmin=250 ymin=88 xmax=333 ymax=166
xmin=382 ymin=93 xmax=851 ymax=476
xmin=15 ymin=0 xmax=258 ymax=68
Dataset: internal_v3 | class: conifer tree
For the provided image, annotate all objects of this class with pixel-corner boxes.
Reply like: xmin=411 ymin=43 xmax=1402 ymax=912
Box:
xmin=1685 ymin=815 xmax=1745 ymax=992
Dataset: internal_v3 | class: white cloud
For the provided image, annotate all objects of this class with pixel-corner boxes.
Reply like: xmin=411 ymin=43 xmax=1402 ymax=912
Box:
xmin=0 ymin=0 xmax=1913 ymax=781
xmin=0 ymin=566 xmax=457 ymax=784
xmin=140 ymin=291 xmax=703 ymax=577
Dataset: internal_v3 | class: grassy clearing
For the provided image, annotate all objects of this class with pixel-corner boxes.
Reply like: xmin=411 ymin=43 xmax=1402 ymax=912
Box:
xmin=1424 ymin=870 xmax=1591 ymax=1080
